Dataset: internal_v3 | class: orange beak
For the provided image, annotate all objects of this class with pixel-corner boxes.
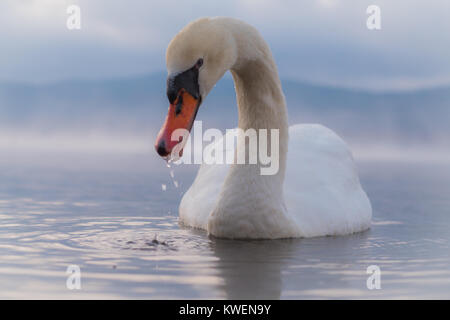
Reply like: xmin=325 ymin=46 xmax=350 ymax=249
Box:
xmin=155 ymin=89 xmax=200 ymax=158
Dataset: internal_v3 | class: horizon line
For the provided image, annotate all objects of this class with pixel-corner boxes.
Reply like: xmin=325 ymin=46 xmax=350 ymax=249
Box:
xmin=1 ymin=70 xmax=450 ymax=95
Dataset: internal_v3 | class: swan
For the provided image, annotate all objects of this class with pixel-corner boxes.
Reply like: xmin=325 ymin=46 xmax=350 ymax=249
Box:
xmin=154 ymin=17 xmax=372 ymax=239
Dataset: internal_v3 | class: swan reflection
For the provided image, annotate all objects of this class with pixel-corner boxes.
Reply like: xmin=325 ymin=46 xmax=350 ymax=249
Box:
xmin=210 ymin=238 xmax=299 ymax=299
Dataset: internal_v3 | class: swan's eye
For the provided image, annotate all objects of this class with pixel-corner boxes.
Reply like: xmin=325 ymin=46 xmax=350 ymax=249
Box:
xmin=195 ymin=58 xmax=203 ymax=69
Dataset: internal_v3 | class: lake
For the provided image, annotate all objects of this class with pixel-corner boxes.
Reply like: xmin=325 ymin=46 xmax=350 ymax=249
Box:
xmin=0 ymin=151 xmax=449 ymax=299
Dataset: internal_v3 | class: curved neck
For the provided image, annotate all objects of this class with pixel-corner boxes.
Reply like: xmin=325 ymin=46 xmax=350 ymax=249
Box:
xmin=229 ymin=29 xmax=289 ymax=181
xmin=212 ymin=25 xmax=289 ymax=220
xmin=211 ymin=40 xmax=289 ymax=227
xmin=206 ymin=19 xmax=291 ymax=235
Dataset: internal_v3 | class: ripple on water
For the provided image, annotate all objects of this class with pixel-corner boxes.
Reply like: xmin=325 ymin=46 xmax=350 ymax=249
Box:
xmin=69 ymin=216 xmax=212 ymax=256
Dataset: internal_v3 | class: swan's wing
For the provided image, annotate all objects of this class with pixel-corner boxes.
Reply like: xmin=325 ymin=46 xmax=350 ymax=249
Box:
xmin=179 ymin=130 xmax=235 ymax=229
xmin=284 ymin=124 xmax=372 ymax=237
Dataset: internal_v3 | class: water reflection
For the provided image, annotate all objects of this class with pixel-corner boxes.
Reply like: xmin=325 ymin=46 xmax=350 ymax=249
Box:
xmin=211 ymin=238 xmax=298 ymax=299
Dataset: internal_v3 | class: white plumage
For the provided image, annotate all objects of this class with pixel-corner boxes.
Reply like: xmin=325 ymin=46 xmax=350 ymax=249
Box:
xmin=165 ymin=17 xmax=372 ymax=239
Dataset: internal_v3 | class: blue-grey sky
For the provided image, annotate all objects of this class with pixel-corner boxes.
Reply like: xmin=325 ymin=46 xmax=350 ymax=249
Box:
xmin=1 ymin=0 xmax=450 ymax=90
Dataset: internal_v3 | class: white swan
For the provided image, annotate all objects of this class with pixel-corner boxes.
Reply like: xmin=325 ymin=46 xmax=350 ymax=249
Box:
xmin=155 ymin=17 xmax=372 ymax=239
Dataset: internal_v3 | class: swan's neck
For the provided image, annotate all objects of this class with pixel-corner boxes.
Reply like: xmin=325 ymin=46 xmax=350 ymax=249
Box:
xmin=230 ymin=58 xmax=289 ymax=179
xmin=228 ymin=24 xmax=289 ymax=184
xmin=208 ymin=29 xmax=289 ymax=237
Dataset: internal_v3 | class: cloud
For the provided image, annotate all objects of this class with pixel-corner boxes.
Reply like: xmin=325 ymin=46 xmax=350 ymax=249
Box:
xmin=1 ymin=0 xmax=449 ymax=90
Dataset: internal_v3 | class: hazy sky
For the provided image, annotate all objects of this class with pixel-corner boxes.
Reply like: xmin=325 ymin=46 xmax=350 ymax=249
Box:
xmin=1 ymin=0 xmax=450 ymax=90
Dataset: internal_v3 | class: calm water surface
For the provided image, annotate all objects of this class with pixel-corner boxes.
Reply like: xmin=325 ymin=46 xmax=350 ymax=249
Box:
xmin=0 ymin=153 xmax=449 ymax=299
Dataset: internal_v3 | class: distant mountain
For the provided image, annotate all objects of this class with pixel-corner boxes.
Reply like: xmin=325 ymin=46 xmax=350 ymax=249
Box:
xmin=1 ymin=72 xmax=449 ymax=147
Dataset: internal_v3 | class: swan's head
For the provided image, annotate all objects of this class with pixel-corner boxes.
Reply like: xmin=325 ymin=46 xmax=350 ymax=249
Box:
xmin=155 ymin=17 xmax=237 ymax=158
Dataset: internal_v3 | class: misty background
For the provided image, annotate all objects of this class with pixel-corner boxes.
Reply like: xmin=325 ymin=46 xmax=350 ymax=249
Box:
xmin=1 ymin=0 xmax=449 ymax=164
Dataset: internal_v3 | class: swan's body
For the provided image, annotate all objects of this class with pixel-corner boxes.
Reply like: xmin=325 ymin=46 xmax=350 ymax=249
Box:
xmin=180 ymin=124 xmax=372 ymax=238
xmin=157 ymin=17 xmax=372 ymax=239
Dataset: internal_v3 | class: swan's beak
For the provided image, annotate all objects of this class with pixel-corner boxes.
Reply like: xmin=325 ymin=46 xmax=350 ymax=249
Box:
xmin=155 ymin=89 xmax=200 ymax=158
